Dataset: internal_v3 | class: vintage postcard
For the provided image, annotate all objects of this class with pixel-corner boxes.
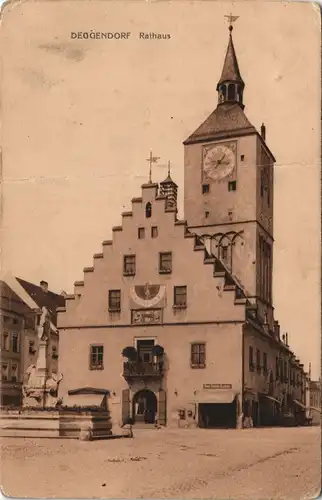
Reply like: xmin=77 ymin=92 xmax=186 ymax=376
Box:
xmin=0 ymin=0 xmax=320 ymax=498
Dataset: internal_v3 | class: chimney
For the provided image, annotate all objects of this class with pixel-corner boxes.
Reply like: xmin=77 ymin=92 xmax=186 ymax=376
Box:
xmin=282 ymin=334 xmax=286 ymax=343
xmin=261 ymin=123 xmax=266 ymax=141
xmin=40 ymin=280 xmax=48 ymax=292
xmin=285 ymin=332 xmax=288 ymax=346
xmin=273 ymin=320 xmax=280 ymax=339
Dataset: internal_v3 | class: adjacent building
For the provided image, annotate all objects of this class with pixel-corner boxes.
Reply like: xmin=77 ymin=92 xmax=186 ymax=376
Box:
xmin=0 ymin=274 xmax=64 ymax=406
xmin=57 ymin=23 xmax=309 ymax=428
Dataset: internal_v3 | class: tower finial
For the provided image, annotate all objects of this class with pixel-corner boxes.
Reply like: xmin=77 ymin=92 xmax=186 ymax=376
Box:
xmin=224 ymin=13 xmax=239 ymax=33
xmin=167 ymin=160 xmax=171 ymax=176
xmin=146 ymin=150 xmax=160 ymax=184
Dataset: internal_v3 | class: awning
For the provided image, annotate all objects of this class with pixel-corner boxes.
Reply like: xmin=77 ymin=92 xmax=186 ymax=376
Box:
xmin=196 ymin=390 xmax=238 ymax=404
xmin=293 ymin=399 xmax=306 ymax=410
xmin=263 ymin=395 xmax=282 ymax=405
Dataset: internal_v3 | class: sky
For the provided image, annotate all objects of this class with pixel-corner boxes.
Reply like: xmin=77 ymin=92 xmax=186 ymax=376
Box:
xmin=0 ymin=1 xmax=320 ymax=378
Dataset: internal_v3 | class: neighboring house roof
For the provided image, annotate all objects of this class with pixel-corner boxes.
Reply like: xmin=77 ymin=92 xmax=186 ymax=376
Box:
xmin=16 ymin=277 xmax=65 ymax=312
xmin=183 ymin=103 xmax=256 ymax=145
xmin=0 ymin=272 xmax=64 ymax=332
xmin=16 ymin=277 xmax=65 ymax=327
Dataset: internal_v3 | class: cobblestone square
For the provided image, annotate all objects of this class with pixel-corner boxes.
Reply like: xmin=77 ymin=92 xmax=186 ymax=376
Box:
xmin=1 ymin=427 xmax=320 ymax=499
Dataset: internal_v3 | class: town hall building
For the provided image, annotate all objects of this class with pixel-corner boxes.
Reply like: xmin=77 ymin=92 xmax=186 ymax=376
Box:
xmin=57 ymin=22 xmax=308 ymax=429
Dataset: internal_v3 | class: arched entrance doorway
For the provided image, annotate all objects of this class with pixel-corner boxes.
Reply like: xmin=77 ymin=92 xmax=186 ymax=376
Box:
xmin=132 ymin=389 xmax=157 ymax=424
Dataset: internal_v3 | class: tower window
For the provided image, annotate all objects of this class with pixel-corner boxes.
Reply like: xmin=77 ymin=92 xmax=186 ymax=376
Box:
xmin=240 ymin=155 xmax=245 ymax=161
xmin=228 ymin=181 xmax=237 ymax=192
xmin=138 ymin=227 xmax=145 ymax=239
xmin=151 ymin=226 xmax=158 ymax=238
xmin=202 ymin=184 xmax=210 ymax=194
xmin=228 ymin=83 xmax=235 ymax=100
xmin=145 ymin=202 xmax=152 ymax=218
xmin=221 ymin=246 xmax=228 ymax=261
xmin=205 ymin=211 xmax=209 ymax=218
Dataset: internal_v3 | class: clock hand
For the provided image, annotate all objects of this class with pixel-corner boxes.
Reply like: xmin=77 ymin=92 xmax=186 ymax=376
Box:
xmin=216 ymin=154 xmax=226 ymax=167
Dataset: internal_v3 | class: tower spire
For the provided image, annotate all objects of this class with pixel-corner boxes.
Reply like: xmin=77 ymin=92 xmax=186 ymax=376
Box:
xmin=217 ymin=15 xmax=245 ymax=109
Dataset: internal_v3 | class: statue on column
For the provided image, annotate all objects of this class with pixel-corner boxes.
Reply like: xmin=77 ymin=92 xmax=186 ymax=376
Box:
xmin=22 ymin=306 xmax=63 ymax=408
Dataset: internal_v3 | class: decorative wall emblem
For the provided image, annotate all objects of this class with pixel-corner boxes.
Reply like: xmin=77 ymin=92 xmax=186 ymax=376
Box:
xmin=130 ymin=284 xmax=166 ymax=309
xmin=131 ymin=309 xmax=162 ymax=325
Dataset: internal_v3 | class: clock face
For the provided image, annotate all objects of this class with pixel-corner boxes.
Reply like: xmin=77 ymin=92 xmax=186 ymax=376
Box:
xmin=203 ymin=144 xmax=236 ymax=181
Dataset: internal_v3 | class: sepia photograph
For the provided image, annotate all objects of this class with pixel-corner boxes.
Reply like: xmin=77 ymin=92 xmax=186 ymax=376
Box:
xmin=0 ymin=0 xmax=321 ymax=498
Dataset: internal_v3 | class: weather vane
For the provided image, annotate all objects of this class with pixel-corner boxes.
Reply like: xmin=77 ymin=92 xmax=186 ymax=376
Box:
xmin=224 ymin=13 xmax=239 ymax=32
xmin=146 ymin=151 xmax=160 ymax=183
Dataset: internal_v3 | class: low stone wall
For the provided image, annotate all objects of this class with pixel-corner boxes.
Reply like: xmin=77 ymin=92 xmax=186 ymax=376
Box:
xmin=0 ymin=407 xmax=113 ymax=440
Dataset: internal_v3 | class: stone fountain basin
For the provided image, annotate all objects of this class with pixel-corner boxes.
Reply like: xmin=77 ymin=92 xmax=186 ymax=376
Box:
xmin=0 ymin=407 xmax=112 ymax=440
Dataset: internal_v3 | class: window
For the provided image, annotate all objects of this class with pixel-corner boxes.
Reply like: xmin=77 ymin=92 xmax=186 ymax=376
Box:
xmin=263 ymin=353 xmax=268 ymax=374
xmin=11 ymin=364 xmax=17 ymax=382
xmin=275 ymin=357 xmax=279 ymax=380
xmin=137 ymin=339 xmax=155 ymax=363
xmin=138 ymin=227 xmax=145 ymax=239
xmin=145 ymin=202 xmax=152 ymax=218
xmin=174 ymin=286 xmax=187 ymax=308
xmin=249 ymin=346 xmax=254 ymax=371
xmin=284 ymin=360 xmax=288 ymax=382
xmin=202 ymin=184 xmax=210 ymax=194
xmin=123 ymin=255 xmax=136 ymax=276
xmin=3 ymin=315 xmax=10 ymax=324
xmin=90 ymin=345 xmax=104 ymax=370
xmin=25 ymin=316 xmax=35 ymax=329
xmin=159 ymin=252 xmax=172 ymax=274
xmin=12 ymin=333 xmax=19 ymax=353
xmin=29 ymin=340 xmax=36 ymax=354
xmin=151 ymin=226 xmax=158 ymax=238
xmin=108 ymin=290 xmax=121 ymax=312
xmin=52 ymin=346 xmax=58 ymax=359
xmin=1 ymin=364 xmax=8 ymax=381
xmin=227 ymin=83 xmax=235 ymax=100
xmin=205 ymin=211 xmax=209 ymax=218
xmin=241 ymin=155 xmax=245 ymax=161
xmin=2 ymin=333 xmax=9 ymax=351
xmin=228 ymin=181 xmax=237 ymax=192
xmin=13 ymin=318 xmax=18 ymax=325
xmin=221 ymin=246 xmax=228 ymax=262
xmin=256 ymin=349 xmax=261 ymax=373
xmin=191 ymin=343 xmax=205 ymax=368
xmin=228 ymin=211 xmax=233 ymax=221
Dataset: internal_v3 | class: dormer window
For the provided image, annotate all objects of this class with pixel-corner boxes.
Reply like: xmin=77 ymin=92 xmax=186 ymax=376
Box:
xmin=145 ymin=202 xmax=152 ymax=218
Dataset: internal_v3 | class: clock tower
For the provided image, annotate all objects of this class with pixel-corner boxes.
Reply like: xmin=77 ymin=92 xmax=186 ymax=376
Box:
xmin=184 ymin=21 xmax=275 ymax=328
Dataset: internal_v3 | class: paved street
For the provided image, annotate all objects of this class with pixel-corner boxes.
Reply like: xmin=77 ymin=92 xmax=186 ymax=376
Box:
xmin=1 ymin=427 xmax=320 ymax=499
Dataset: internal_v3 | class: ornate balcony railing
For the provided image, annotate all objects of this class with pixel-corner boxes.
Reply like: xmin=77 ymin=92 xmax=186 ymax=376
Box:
xmin=123 ymin=361 xmax=164 ymax=379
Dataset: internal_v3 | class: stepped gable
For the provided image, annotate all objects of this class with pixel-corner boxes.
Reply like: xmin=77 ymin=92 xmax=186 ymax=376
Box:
xmin=58 ymin=182 xmax=250 ymax=316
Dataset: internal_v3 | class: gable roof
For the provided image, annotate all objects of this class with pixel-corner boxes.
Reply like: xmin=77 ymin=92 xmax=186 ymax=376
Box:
xmin=183 ymin=103 xmax=256 ymax=145
xmin=16 ymin=277 xmax=65 ymax=324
